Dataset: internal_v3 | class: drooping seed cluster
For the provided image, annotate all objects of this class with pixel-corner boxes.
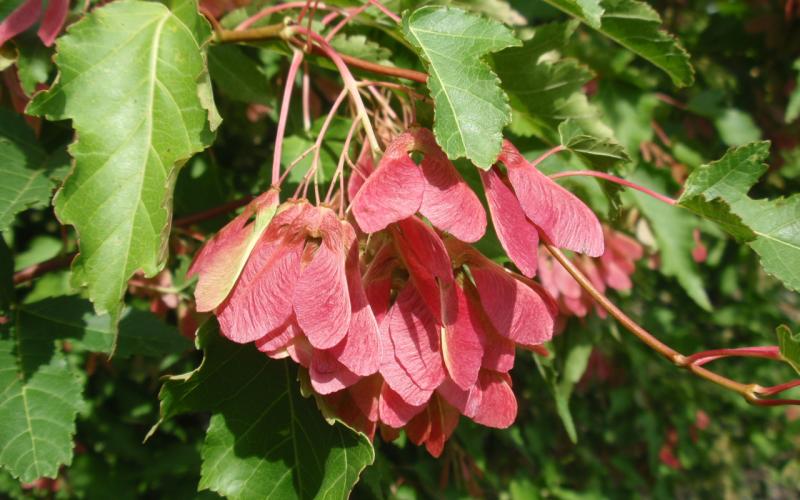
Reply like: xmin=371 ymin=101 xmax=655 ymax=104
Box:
xmin=189 ymin=127 xmax=634 ymax=456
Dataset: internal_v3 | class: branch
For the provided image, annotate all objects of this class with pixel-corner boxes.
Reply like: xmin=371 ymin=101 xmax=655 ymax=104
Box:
xmin=213 ymin=23 xmax=428 ymax=84
xmin=13 ymin=196 xmax=254 ymax=286
xmin=542 ymin=241 xmax=798 ymax=406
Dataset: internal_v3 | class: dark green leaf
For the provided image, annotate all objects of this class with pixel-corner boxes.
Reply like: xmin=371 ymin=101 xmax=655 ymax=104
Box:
xmin=208 ymin=44 xmax=273 ymax=105
xmin=627 ymin=170 xmax=711 ymax=310
xmin=543 ymin=0 xmax=694 ymax=87
xmin=0 ymin=109 xmax=56 ymax=231
xmin=153 ymin=322 xmax=374 ymax=499
xmin=0 ymin=322 xmax=85 ymax=482
xmin=0 ymin=238 xmax=12 ymax=314
xmin=17 ymin=296 xmax=189 ymax=358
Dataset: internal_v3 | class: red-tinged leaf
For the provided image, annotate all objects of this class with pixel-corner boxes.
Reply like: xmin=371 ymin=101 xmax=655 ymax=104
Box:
xmin=406 ymin=394 xmax=459 ymax=458
xmin=470 ymin=261 xmax=554 ymax=347
xmin=310 ymin=349 xmax=361 ymax=395
xmin=293 ymin=217 xmax=351 ymax=350
xmin=37 ymin=0 xmax=69 ymax=46
xmin=441 ymin=285 xmax=483 ymax=389
xmin=414 ymin=128 xmax=486 ymax=243
xmin=471 ymin=371 xmax=517 ymax=428
xmin=327 ymin=224 xmax=381 ymax=376
xmin=347 ymin=142 xmax=375 ymax=202
xmin=352 ymin=132 xmax=424 ymax=233
xmin=217 ymin=238 xmax=302 ymax=344
xmin=480 ymin=167 xmax=539 ymax=278
xmin=255 ymin=315 xmax=301 ymax=353
xmin=378 ymin=383 xmax=426 ymax=428
xmin=379 ymin=284 xmax=444 ymax=406
xmin=392 ymin=217 xmax=454 ymax=319
xmin=189 ymin=190 xmax=278 ymax=312
xmin=501 ymin=141 xmax=604 ymax=257
xmin=0 ymin=0 xmax=40 ymax=47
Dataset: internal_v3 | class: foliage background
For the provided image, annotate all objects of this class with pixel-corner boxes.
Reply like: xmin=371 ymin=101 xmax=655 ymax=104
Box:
xmin=1 ymin=0 xmax=799 ymax=498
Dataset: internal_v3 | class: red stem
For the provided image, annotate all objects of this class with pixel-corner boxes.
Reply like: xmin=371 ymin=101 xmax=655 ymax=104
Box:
xmin=272 ymin=50 xmax=305 ymax=186
xmin=757 ymin=380 xmax=800 ymax=397
xmin=549 ymin=170 xmax=678 ymax=205
xmin=685 ymin=346 xmax=782 ymax=367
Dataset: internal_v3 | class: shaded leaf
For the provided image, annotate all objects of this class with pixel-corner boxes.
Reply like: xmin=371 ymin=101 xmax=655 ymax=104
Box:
xmin=153 ymin=321 xmax=374 ymax=500
xmin=17 ymin=296 xmax=189 ymax=358
xmin=627 ymin=170 xmax=711 ymax=310
xmin=787 ymin=59 xmax=800 ymax=123
xmin=0 ymin=109 xmax=56 ymax=231
xmin=0 ymin=322 xmax=84 ymax=482
xmin=495 ymin=23 xmax=620 ymax=155
xmin=543 ymin=0 xmax=694 ymax=87
xmin=208 ymin=44 xmax=273 ymax=105
xmin=558 ymin=119 xmax=629 ymax=167
xmin=402 ymin=6 xmax=520 ymax=168
xmin=0 ymin=238 xmax=12 ymax=314
xmin=27 ymin=1 xmax=219 ymax=332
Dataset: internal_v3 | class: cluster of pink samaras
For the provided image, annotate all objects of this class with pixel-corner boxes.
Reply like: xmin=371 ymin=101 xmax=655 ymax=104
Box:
xmin=189 ymin=127 xmax=640 ymax=456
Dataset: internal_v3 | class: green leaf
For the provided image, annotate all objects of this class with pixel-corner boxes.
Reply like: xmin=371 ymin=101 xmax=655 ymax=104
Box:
xmin=0 ymin=109 xmax=56 ymax=231
xmin=627 ymin=170 xmax=711 ymax=310
xmin=543 ymin=0 xmax=694 ymax=87
xmin=0 ymin=238 xmax=12 ymax=315
xmin=451 ymin=0 xmax=527 ymax=26
xmin=17 ymin=296 xmax=190 ymax=358
xmin=0 ymin=322 xmax=84 ymax=482
xmin=402 ymin=6 xmax=521 ymax=168
xmin=558 ymin=120 xmax=629 ymax=167
xmin=495 ymin=23 xmax=619 ymax=152
xmin=153 ymin=321 xmax=374 ymax=499
xmin=543 ymin=0 xmax=603 ymax=28
xmin=777 ymin=325 xmax=800 ymax=375
xmin=208 ymin=44 xmax=273 ymax=105
xmin=679 ymin=142 xmax=800 ymax=292
xmin=535 ymin=338 xmax=593 ymax=444
xmin=16 ymin=41 xmax=52 ymax=96
xmin=330 ymin=34 xmax=392 ymax=63
xmin=27 ymin=1 xmax=219 ymax=331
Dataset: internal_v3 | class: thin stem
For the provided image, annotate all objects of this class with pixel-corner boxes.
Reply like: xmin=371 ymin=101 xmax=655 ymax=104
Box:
xmin=272 ymin=50 xmax=305 ymax=186
xmin=302 ymin=61 xmax=311 ymax=131
xmin=216 ymin=23 xmax=428 ymax=83
xmin=291 ymin=26 xmax=381 ymax=152
xmin=530 ymin=145 xmax=567 ymax=169
xmin=309 ymin=88 xmax=349 ymax=181
xmin=325 ymin=3 xmax=369 ymax=40
xmin=756 ymin=380 xmax=800 ymax=397
xmin=235 ymin=1 xmax=332 ymax=31
xmin=684 ymin=347 xmax=782 ymax=367
xmin=14 ymin=195 xmax=255 ymax=285
xmin=550 ymin=170 xmax=678 ymax=206
xmin=366 ymin=0 xmax=401 ymax=23
xmin=325 ymin=118 xmax=360 ymax=204
xmin=542 ymin=241 xmax=785 ymax=405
